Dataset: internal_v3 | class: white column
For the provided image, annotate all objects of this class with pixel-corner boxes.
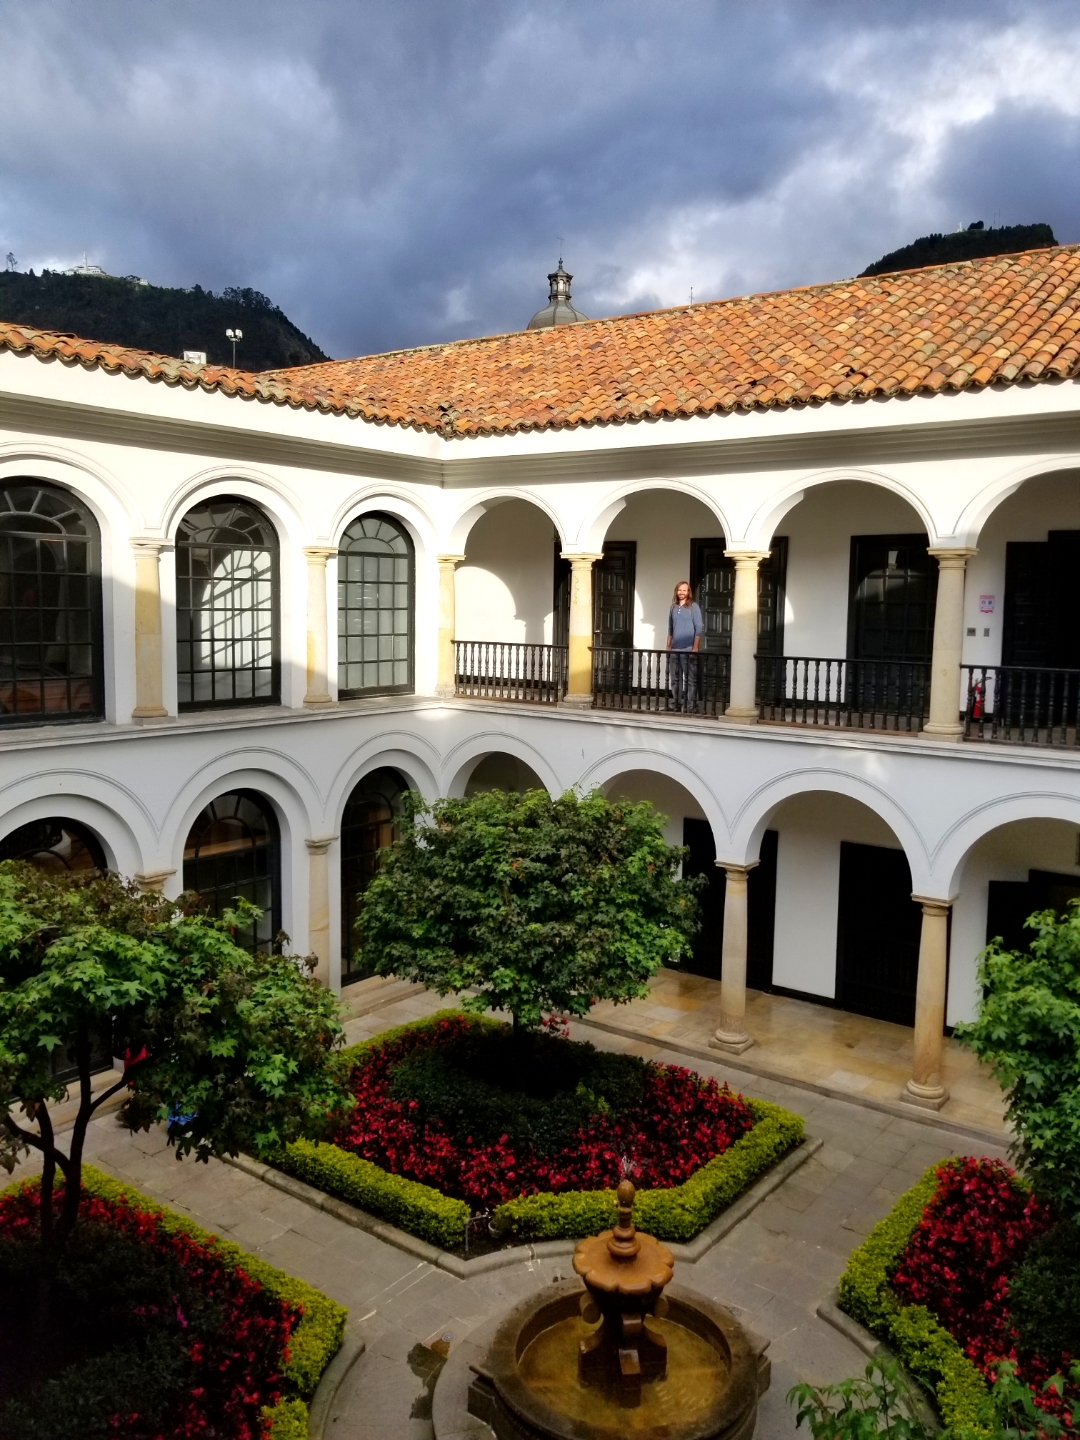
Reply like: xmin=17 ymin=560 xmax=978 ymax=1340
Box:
xmin=922 ymin=548 xmax=977 ymax=739
xmin=722 ymin=551 xmax=769 ymax=722
xmin=711 ymin=861 xmax=758 ymax=1054
xmin=562 ymin=552 xmax=603 ymax=706
xmin=903 ymin=897 xmax=952 ymax=1110
xmin=305 ymin=837 xmax=335 ymax=987
xmin=303 ymin=546 xmax=336 ymax=708
xmin=130 ymin=539 xmax=169 ymax=720
xmin=435 ymin=555 xmax=466 ymax=697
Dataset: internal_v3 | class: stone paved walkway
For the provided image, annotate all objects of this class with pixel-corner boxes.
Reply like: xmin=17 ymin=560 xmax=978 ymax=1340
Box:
xmin=11 ymin=992 xmax=1010 ymax=1440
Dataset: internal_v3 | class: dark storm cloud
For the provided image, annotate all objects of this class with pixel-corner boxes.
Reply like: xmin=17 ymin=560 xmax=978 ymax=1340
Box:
xmin=0 ymin=0 xmax=1077 ymax=359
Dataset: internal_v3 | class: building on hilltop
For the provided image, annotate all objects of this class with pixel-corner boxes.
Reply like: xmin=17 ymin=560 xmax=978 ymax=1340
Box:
xmin=1 ymin=243 xmax=1080 ymax=1114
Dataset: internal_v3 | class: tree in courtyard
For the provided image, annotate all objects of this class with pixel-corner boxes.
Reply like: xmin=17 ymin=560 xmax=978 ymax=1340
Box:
xmin=955 ymin=901 xmax=1080 ymax=1220
xmin=356 ymin=788 xmax=701 ymax=1030
xmin=0 ymin=863 xmax=350 ymax=1256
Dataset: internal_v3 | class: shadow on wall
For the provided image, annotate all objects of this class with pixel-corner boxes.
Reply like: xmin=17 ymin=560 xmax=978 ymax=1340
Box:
xmin=464 ymin=753 xmax=547 ymax=797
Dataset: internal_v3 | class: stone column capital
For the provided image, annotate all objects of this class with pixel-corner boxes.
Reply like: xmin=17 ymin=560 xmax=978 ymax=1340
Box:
xmin=303 ymin=545 xmax=338 ymax=564
xmin=436 ymin=553 xmax=467 ymax=567
xmin=134 ymin=868 xmax=175 ymax=894
xmin=715 ymin=860 xmax=759 ymax=879
xmin=560 ymin=551 xmax=604 ymax=566
xmin=911 ymin=895 xmax=953 ymax=916
xmin=927 ymin=547 xmax=978 ymax=566
xmin=129 ymin=536 xmax=172 ymax=558
xmin=305 ymin=836 xmax=337 ymax=856
xmin=723 ymin=549 xmax=771 ymax=567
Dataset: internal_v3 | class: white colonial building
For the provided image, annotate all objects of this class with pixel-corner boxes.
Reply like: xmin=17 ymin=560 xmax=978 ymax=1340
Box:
xmin=2 ymin=247 xmax=1080 ymax=1113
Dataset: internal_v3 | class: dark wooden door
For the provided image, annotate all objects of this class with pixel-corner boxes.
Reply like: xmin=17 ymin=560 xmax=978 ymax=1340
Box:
xmin=690 ymin=538 xmax=787 ymax=657
xmin=836 ymin=841 xmax=922 ymax=1025
xmin=848 ymin=535 xmax=935 ymax=662
xmin=1002 ymin=542 xmax=1052 ymax=667
xmin=987 ymin=868 xmax=1080 ymax=953
xmin=553 ymin=544 xmax=571 ymax=648
xmin=593 ymin=541 xmax=636 ymax=648
xmin=681 ymin=820 xmax=777 ymax=988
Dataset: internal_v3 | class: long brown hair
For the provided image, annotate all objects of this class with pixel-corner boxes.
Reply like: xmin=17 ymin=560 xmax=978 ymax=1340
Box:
xmin=672 ymin=580 xmax=694 ymax=606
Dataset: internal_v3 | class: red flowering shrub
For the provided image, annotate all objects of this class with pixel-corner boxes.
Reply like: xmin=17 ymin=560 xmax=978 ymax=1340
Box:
xmin=891 ymin=1157 xmax=1075 ymax=1425
xmin=0 ymin=1183 xmax=298 ymax=1440
xmin=335 ymin=1015 xmax=754 ymax=1209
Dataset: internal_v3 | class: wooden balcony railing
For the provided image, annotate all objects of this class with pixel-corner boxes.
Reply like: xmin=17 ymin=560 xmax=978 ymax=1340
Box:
xmin=453 ymin=641 xmax=567 ymax=705
xmin=757 ymin=655 xmax=931 ymax=732
xmin=962 ymin=664 xmax=1080 ymax=746
xmin=592 ymin=647 xmax=731 ymax=716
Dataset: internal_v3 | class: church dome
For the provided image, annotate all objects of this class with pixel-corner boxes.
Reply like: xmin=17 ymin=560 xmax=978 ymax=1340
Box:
xmin=527 ymin=261 xmax=589 ymax=329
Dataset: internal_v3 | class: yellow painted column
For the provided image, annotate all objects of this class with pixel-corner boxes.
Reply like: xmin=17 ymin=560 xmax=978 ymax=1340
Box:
xmin=722 ymin=551 xmax=769 ymax=722
xmin=131 ymin=539 xmax=169 ymax=720
xmin=436 ymin=554 xmax=466 ymax=697
xmin=562 ymin=552 xmax=603 ymax=705
xmin=303 ymin=546 xmax=336 ymax=707
xmin=711 ymin=861 xmax=758 ymax=1054
xmin=923 ymin=548 xmax=977 ymax=738
xmin=903 ymin=897 xmax=952 ymax=1109
xmin=305 ymin=837 xmax=335 ymax=987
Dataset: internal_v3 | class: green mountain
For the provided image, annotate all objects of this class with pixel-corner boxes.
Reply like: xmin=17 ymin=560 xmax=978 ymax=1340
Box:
xmin=860 ymin=222 xmax=1058 ymax=278
xmin=0 ymin=269 xmax=329 ymax=370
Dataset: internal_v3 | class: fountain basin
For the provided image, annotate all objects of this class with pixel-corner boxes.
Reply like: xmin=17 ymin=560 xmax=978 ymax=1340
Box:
xmin=468 ymin=1278 xmax=770 ymax=1440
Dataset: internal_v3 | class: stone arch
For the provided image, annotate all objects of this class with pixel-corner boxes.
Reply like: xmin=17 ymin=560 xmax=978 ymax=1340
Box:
xmin=443 ymin=733 xmax=563 ymax=799
xmin=957 ymin=459 xmax=1080 ymax=546
xmin=731 ymin=768 xmax=930 ymax=888
xmin=742 ymin=467 xmax=941 ymax=552
xmin=161 ymin=465 xmax=310 ymax=547
xmin=328 ymin=742 xmax=440 ymax=833
xmin=453 ymin=497 xmax=567 ymax=647
xmin=575 ymin=749 xmax=728 ymax=851
xmin=577 ymin=479 xmax=731 ymax=553
xmin=0 ymin=785 xmax=147 ymax=877
xmin=445 ymin=490 xmax=566 ymax=554
xmin=935 ymin=791 xmax=1080 ymax=899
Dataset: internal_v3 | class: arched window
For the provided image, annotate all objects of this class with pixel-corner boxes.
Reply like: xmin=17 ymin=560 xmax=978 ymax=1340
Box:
xmin=0 ymin=481 xmax=103 ymax=725
xmin=183 ymin=790 xmax=280 ymax=953
xmin=338 ymin=513 xmax=414 ymax=696
xmin=176 ymin=498 xmax=278 ymax=710
xmin=0 ymin=816 xmax=106 ymax=873
xmin=340 ymin=768 xmax=406 ymax=981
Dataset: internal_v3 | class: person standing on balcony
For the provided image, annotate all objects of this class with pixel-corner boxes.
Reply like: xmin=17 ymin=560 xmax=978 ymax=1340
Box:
xmin=667 ymin=581 xmax=702 ymax=711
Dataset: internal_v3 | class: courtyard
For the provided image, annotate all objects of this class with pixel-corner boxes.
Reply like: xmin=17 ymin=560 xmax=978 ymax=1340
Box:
xmin=6 ymin=977 xmax=1011 ymax=1439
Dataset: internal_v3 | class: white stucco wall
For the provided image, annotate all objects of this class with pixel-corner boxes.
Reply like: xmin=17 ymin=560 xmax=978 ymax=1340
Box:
xmin=455 ymin=499 xmax=557 ymax=644
xmin=601 ymin=768 xmax=707 ymax=848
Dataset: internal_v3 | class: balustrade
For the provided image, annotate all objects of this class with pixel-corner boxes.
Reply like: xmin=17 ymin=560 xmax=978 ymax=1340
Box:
xmin=757 ymin=655 xmax=931 ymax=732
xmin=962 ymin=664 xmax=1080 ymax=746
xmin=591 ymin=647 xmax=730 ymax=716
xmin=453 ymin=641 xmax=566 ymax=704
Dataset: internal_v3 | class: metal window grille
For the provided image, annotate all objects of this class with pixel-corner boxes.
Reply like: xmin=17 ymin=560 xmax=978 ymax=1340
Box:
xmin=338 ymin=513 xmax=414 ymax=697
xmin=176 ymin=498 xmax=279 ymax=710
xmin=182 ymin=790 xmax=281 ymax=954
xmin=0 ymin=482 xmax=103 ymax=725
xmin=340 ymin=767 xmax=406 ymax=981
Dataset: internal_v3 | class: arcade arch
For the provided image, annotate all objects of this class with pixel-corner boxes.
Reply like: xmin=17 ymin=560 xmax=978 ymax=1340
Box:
xmin=182 ymin=789 xmax=281 ymax=953
xmin=462 ymin=751 xmax=546 ymax=797
xmin=339 ymin=766 xmax=409 ymax=983
xmin=454 ymin=498 xmax=563 ymax=646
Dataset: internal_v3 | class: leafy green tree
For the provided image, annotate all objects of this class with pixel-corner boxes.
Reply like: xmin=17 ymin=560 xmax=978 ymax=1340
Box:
xmin=0 ymin=863 xmax=349 ymax=1255
xmin=356 ymin=788 xmax=700 ymax=1031
xmin=955 ymin=903 xmax=1080 ymax=1220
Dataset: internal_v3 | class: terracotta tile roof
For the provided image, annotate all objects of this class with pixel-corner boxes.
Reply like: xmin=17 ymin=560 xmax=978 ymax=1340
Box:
xmin=4 ymin=246 xmax=1080 ymax=438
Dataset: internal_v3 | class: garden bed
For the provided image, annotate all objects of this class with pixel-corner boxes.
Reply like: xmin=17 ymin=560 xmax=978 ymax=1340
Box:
xmin=273 ymin=1010 xmax=804 ymax=1253
xmin=838 ymin=1156 xmax=1077 ymax=1432
xmin=0 ymin=1166 xmax=347 ymax=1440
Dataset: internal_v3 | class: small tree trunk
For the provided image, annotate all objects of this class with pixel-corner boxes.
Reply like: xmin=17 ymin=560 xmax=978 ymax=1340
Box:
xmin=55 ymin=1022 xmax=92 ymax=1249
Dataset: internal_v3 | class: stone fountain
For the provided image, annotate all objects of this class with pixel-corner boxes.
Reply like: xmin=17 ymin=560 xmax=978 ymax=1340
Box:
xmin=465 ymin=1179 xmax=771 ymax=1440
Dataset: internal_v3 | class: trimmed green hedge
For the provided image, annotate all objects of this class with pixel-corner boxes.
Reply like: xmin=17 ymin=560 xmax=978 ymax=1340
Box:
xmin=837 ymin=1162 xmax=990 ymax=1435
xmin=275 ymin=1136 xmax=470 ymax=1250
xmin=71 ymin=1165 xmax=346 ymax=1439
xmin=338 ymin=1007 xmax=499 ymax=1071
xmin=491 ymin=1098 xmax=804 ymax=1243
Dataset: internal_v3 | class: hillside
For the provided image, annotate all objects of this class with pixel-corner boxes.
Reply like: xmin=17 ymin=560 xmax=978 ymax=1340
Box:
xmin=0 ymin=270 xmax=329 ymax=370
xmin=861 ymin=222 xmax=1057 ymax=278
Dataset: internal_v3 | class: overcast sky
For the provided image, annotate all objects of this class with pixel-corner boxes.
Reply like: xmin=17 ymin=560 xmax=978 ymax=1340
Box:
xmin=1 ymin=0 xmax=1078 ymax=360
